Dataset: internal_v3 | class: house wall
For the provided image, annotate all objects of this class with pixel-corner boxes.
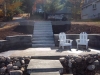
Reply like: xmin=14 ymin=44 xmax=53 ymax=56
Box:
xmin=81 ymin=0 xmax=100 ymax=19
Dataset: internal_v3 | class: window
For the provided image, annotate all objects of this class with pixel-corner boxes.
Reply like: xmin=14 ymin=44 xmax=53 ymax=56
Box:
xmin=98 ymin=13 xmax=100 ymax=18
xmin=93 ymin=3 xmax=96 ymax=10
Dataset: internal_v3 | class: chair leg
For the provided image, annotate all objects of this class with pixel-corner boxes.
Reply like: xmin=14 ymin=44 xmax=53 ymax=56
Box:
xmin=77 ymin=45 xmax=78 ymax=50
xmin=86 ymin=45 xmax=88 ymax=50
xmin=62 ymin=46 xmax=64 ymax=49
xmin=59 ymin=45 xmax=60 ymax=48
xmin=70 ymin=45 xmax=72 ymax=50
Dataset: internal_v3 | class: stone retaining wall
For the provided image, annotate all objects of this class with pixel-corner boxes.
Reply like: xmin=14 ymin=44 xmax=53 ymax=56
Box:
xmin=0 ymin=35 xmax=32 ymax=52
xmin=51 ymin=21 xmax=71 ymax=25
xmin=54 ymin=34 xmax=100 ymax=48
xmin=52 ymin=21 xmax=71 ymax=34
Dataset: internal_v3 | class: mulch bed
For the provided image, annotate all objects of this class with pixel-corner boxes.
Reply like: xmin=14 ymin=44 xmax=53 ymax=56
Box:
xmin=0 ymin=24 xmax=25 ymax=40
xmin=66 ymin=24 xmax=100 ymax=34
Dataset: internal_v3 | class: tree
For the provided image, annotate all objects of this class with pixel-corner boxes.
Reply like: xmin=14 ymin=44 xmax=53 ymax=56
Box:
xmin=43 ymin=0 xmax=64 ymax=13
xmin=65 ymin=0 xmax=84 ymax=20
xmin=7 ymin=0 xmax=22 ymax=17
xmin=21 ymin=0 xmax=35 ymax=16
xmin=0 ymin=0 xmax=4 ymax=4
xmin=0 ymin=0 xmax=5 ymax=17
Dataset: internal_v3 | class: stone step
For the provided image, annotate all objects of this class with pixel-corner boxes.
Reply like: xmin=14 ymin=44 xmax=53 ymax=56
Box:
xmin=33 ymin=36 xmax=53 ymax=38
xmin=63 ymin=74 xmax=73 ymax=75
xmin=32 ymin=41 xmax=54 ymax=44
xmin=34 ymin=31 xmax=53 ymax=32
xmin=27 ymin=59 xmax=63 ymax=73
xmin=35 ymin=24 xmax=52 ymax=25
xmin=32 ymin=35 xmax=54 ymax=38
xmin=34 ymin=30 xmax=52 ymax=32
xmin=35 ymin=23 xmax=51 ymax=24
xmin=32 ymin=44 xmax=55 ymax=47
xmin=34 ymin=26 xmax=52 ymax=28
xmin=34 ymin=24 xmax=52 ymax=26
xmin=32 ymin=38 xmax=54 ymax=41
xmin=35 ymin=21 xmax=51 ymax=22
xmin=34 ymin=27 xmax=52 ymax=29
xmin=34 ymin=31 xmax=53 ymax=33
xmin=34 ymin=29 xmax=52 ymax=31
xmin=34 ymin=25 xmax=52 ymax=27
xmin=33 ymin=33 xmax=53 ymax=35
xmin=34 ymin=28 xmax=52 ymax=31
xmin=33 ymin=35 xmax=54 ymax=37
xmin=35 ymin=22 xmax=51 ymax=23
xmin=30 ymin=72 xmax=60 ymax=75
xmin=34 ymin=23 xmax=51 ymax=24
xmin=35 ymin=21 xmax=51 ymax=23
xmin=34 ymin=25 xmax=52 ymax=26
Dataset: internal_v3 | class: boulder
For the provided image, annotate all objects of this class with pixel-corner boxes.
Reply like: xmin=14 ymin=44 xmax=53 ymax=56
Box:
xmin=13 ymin=58 xmax=19 ymax=62
xmin=0 ymin=67 xmax=7 ymax=73
xmin=18 ymin=57 xmax=24 ymax=60
xmin=21 ymin=60 xmax=25 ymax=65
xmin=1 ymin=63 xmax=6 ymax=67
xmin=0 ymin=56 xmax=6 ymax=63
xmin=98 ymin=53 xmax=100 ymax=60
xmin=75 ymin=57 xmax=82 ymax=63
xmin=87 ymin=57 xmax=94 ymax=64
xmin=13 ymin=61 xmax=21 ymax=67
xmin=21 ymin=67 xmax=25 ymax=72
xmin=7 ymin=64 xmax=13 ymax=70
xmin=5 ymin=73 xmax=9 ymax=75
xmin=24 ymin=58 xmax=30 ymax=64
xmin=87 ymin=65 xmax=95 ymax=71
xmin=59 ymin=57 xmax=65 ymax=62
xmin=93 ymin=60 xmax=99 ymax=66
xmin=12 ymin=66 xmax=19 ymax=70
xmin=68 ymin=59 xmax=72 ymax=68
xmin=6 ymin=57 xmax=11 ymax=63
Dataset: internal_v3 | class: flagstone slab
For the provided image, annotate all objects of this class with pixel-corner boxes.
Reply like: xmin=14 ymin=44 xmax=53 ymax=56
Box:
xmin=27 ymin=59 xmax=63 ymax=73
xmin=30 ymin=72 xmax=60 ymax=75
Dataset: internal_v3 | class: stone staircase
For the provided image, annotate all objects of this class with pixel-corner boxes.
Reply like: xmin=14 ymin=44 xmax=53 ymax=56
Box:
xmin=27 ymin=56 xmax=73 ymax=75
xmin=32 ymin=21 xmax=55 ymax=47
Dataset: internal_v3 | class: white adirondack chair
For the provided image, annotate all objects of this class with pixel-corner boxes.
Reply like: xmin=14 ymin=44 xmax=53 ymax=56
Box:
xmin=58 ymin=32 xmax=73 ymax=49
xmin=76 ymin=32 xmax=89 ymax=50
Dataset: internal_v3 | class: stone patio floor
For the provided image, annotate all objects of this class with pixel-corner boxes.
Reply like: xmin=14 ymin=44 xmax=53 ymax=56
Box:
xmin=0 ymin=47 xmax=100 ymax=57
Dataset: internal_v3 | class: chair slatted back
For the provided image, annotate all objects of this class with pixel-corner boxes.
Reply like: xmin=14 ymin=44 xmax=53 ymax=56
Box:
xmin=80 ymin=32 xmax=88 ymax=43
xmin=59 ymin=32 xmax=66 ymax=44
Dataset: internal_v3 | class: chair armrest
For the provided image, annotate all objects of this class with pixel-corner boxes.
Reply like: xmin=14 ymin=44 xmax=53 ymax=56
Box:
xmin=76 ymin=39 xmax=89 ymax=43
xmin=66 ymin=39 xmax=73 ymax=43
xmin=76 ymin=39 xmax=80 ymax=42
xmin=58 ymin=40 xmax=64 ymax=42
xmin=87 ymin=39 xmax=89 ymax=41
